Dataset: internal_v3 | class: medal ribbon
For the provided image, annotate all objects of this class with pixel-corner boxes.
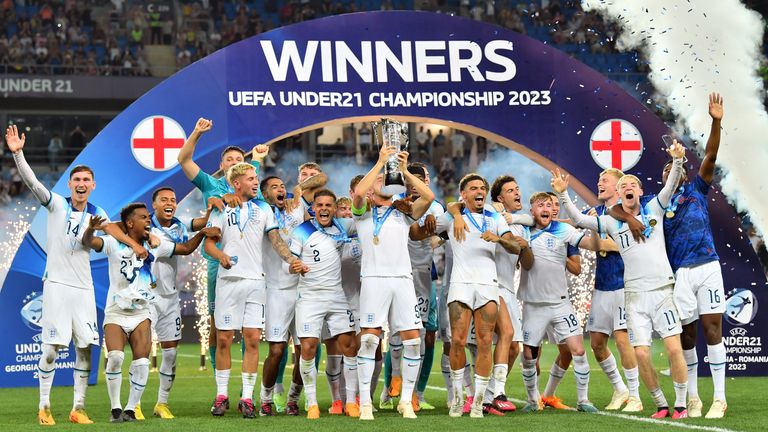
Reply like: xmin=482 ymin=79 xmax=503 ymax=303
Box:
xmin=462 ymin=209 xmax=487 ymax=233
xmin=235 ymin=202 xmax=253 ymax=237
xmin=311 ymin=217 xmax=350 ymax=244
xmin=372 ymin=205 xmax=395 ymax=240
xmin=151 ymin=214 xmax=189 ymax=243
xmin=65 ymin=198 xmax=89 ymax=253
xmin=666 ymin=186 xmax=685 ymax=216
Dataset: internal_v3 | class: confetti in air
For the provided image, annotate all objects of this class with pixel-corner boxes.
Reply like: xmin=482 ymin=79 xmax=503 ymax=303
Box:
xmin=0 ymin=203 xmax=34 ymax=281
xmin=583 ymin=0 xmax=768 ymax=236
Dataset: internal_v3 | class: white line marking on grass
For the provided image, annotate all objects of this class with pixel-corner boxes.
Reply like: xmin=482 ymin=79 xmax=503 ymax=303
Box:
xmin=422 ymin=385 xmax=740 ymax=432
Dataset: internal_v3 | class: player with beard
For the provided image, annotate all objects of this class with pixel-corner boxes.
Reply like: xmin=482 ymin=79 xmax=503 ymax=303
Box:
xmin=5 ymin=125 xmax=149 ymax=425
xmin=554 ymin=141 xmax=690 ymax=419
xmin=177 ymin=118 xmax=269 ymax=372
xmin=82 ymin=204 xmax=219 ymax=422
xmin=616 ymin=93 xmax=727 ymax=418
xmin=288 ymin=189 xmax=359 ymax=419
xmin=352 ymin=147 xmax=435 ymax=420
xmin=146 ymin=187 xmax=218 ymax=419
xmin=258 ymin=175 xmax=307 ymax=416
xmin=203 ymin=163 xmax=300 ymax=419
xmin=516 ymin=192 xmax=602 ymax=414
xmin=433 ymin=173 xmax=525 ymax=418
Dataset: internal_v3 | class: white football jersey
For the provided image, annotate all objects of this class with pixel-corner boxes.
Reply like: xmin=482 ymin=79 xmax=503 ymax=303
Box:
xmin=263 ymin=204 xmax=305 ymax=290
xmin=290 ymin=218 xmax=355 ymax=295
xmin=207 ymin=200 xmax=277 ymax=280
xmin=340 ymin=235 xmax=362 ymax=300
xmin=408 ymin=201 xmax=445 ymax=268
xmin=43 ymin=193 xmax=109 ymax=289
xmin=436 ymin=209 xmax=510 ymax=286
xmin=517 ymin=221 xmax=585 ymax=304
xmin=150 ymin=215 xmax=192 ymax=296
xmin=354 ymin=205 xmax=415 ymax=278
xmin=596 ymin=199 xmax=675 ymax=292
xmin=102 ymin=236 xmax=174 ymax=313
xmin=496 ymin=223 xmax=525 ymax=292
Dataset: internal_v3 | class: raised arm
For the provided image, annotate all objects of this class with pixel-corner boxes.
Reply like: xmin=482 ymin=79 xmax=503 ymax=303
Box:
xmin=300 ymin=172 xmax=329 ymax=191
xmin=700 ymin=92 xmax=723 ymax=184
xmin=5 ymin=125 xmax=51 ymax=205
xmin=82 ymin=215 xmax=106 ymax=251
xmin=177 ymin=118 xmax=212 ymax=181
xmin=353 ymin=146 xmax=396 ymax=210
xmin=551 ymin=168 xmax=599 ymax=231
xmin=191 ymin=197 xmax=220 ymax=231
xmin=268 ymin=229 xmax=300 ymax=265
xmin=399 ymin=152 xmax=435 ymax=220
xmin=658 ymin=142 xmax=686 ymax=207
xmin=174 ymin=227 xmax=221 ymax=255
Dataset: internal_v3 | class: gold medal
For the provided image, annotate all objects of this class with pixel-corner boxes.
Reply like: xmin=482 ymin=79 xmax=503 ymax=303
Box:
xmin=373 ymin=236 xmax=380 ymax=245
xmin=240 ymin=232 xmax=244 ymax=239
xmin=666 ymin=211 xmax=675 ymax=219
xmin=281 ymin=228 xmax=289 ymax=235
xmin=649 ymin=219 xmax=657 ymax=227
xmin=599 ymin=250 xmax=607 ymax=257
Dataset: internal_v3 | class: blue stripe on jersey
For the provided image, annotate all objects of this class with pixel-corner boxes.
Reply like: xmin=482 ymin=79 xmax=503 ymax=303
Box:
xmin=293 ymin=220 xmax=318 ymax=244
xmin=661 ymin=175 xmax=719 ymax=271
xmin=66 ymin=197 xmax=106 ymax=216
xmin=252 ymin=199 xmax=273 ymax=213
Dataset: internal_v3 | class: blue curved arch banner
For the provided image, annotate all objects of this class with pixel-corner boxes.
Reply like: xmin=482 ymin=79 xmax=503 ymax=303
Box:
xmin=2 ymin=11 xmax=765 ymax=386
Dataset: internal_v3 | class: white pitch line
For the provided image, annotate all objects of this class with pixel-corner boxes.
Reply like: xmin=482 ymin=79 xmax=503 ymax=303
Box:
xmin=174 ymin=354 xmax=739 ymax=432
xmin=422 ymin=384 xmax=740 ymax=432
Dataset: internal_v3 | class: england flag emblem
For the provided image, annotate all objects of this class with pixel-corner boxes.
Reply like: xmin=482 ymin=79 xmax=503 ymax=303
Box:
xmin=589 ymin=119 xmax=644 ymax=171
xmin=130 ymin=116 xmax=186 ymax=171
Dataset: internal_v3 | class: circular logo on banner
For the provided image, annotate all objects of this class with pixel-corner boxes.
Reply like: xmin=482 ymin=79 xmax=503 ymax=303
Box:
xmin=130 ymin=116 xmax=186 ymax=171
xmin=725 ymin=288 xmax=758 ymax=326
xmin=589 ymin=119 xmax=644 ymax=171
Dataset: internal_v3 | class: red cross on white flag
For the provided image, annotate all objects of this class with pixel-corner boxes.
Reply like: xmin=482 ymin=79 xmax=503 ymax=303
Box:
xmin=589 ymin=119 xmax=644 ymax=172
xmin=130 ymin=116 xmax=186 ymax=171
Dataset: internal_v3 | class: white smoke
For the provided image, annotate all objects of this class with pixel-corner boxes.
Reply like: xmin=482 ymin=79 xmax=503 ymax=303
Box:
xmin=582 ymin=0 xmax=768 ymax=235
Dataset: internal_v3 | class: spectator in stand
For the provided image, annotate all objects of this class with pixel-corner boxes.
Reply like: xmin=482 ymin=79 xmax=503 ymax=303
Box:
xmin=48 ymin=133 xmax=64 ymax=173
xmin=149 ymin=8 xmax=162 ymax=44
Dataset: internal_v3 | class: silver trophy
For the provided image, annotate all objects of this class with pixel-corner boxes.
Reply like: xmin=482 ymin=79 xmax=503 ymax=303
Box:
xmin=372 ymin=118 xmax=408 ymax=196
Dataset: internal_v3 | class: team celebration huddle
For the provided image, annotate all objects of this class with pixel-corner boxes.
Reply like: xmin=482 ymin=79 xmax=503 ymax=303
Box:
xmin=6 ymin=93 xmax=730 ymax=425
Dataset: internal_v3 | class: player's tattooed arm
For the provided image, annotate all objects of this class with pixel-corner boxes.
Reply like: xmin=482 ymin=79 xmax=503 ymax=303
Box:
xmin=353 ymin=145 xmax=395 ymax=210
xmin=203 ymin=237 xmax=233 ymax=269
xmin=5 ymin=125 xmax=52 ymax=205
xmin=658 ymin=141 xmax=685 ymax=207
xmin=268 ymin=229 xmax=299 ymax=265
xmin=700 ymin=92 xmax=723 ymax=184
xmin=299 ymin=171 xmax=329 ymax=192
xmin=191 ymin=197 xmax=222 ymax=231
xmin=399 ymin=152 xmax=435 ymax=220
xmin=102 ymin=222 xmax=149 ymax=259
xmin=177 ymin=118 xmax=212 ymax=181
xmin=175 ymin=227 xmax=221 ymax=255
xmin=482 ymin=231 xmax=522 ymax=254
xmin=82 ymin=215 xmax=106 ymax=251
xmin=550 ymin=168 xmax=599 ymax=232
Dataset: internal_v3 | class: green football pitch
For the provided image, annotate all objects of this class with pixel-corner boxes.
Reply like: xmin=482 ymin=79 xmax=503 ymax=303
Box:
xmin=1 ymin=340 xmax=764 ymax=432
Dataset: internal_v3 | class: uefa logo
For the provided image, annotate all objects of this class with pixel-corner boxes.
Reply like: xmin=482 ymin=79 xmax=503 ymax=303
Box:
xmin=20 ymin=292 xmax=43 ymax=331
xmin=725 ymin=288 xmax=758 ymax=326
